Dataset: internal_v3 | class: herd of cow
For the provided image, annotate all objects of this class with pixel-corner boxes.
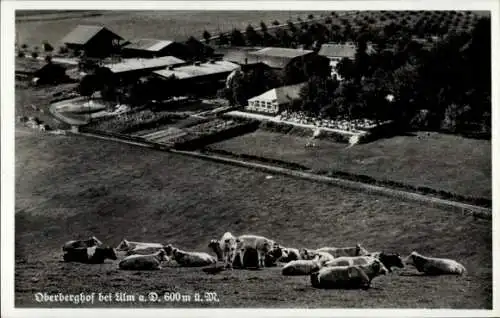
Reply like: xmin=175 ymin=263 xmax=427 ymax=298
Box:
xmin=62 ymin=232 xmax=467 ymax=290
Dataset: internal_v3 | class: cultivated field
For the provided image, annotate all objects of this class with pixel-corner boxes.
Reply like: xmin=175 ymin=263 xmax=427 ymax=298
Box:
xmin=15 ymin=10 xmax=329 ymax=47
xmin=15 ymin=128 xmax=491 ymax=308
xmin=209 ymin=130 xmax=492 ymax=199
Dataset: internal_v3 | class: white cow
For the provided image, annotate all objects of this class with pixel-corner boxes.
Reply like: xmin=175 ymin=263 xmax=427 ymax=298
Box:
xmin=310 ymin=258 xmax=388 ymax=289
xmin=315 ymin=243 xmax=370 ymax=258
xmin=282 ymin=259 xmax=325 ymax=276
xmin=119 ymin=250 xmax=169 ymax=270
xmin=404 ymin=251 xmax=466 ymax=275
xmin=237 ymin=234 xmax=277 ymax=268
xmin=166 ymin=245 xmax=217 ymax=267
xmin=116 ymin=239 xmax=164 ymax=252
xmin=220 ymin=232 xmax=239 ymax=269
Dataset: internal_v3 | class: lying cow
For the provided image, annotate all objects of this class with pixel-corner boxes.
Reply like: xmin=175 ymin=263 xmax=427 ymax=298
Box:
xmin=403 ymin=251 xmax=466 ymax=276
xmin=278 ymin=247 xmax=301 ymax=263
xmin=63 ymin=246 xmax=117 ymax=264
xmin=315 ymin=243 xmax=369 ymax=258
xmin=165 ymin=244 xmax=217 ymax=267
xmin=119 ymin=250 xmax=169 ymax=270
xmin=62 ymin=236 xmax=103 ymax=252
xmin=282 ymin=258 xmax=328 ymax=276
xmin=326 ymin=252 xmax=404 ymax=273
xmin=299 ymin=248 xmax=336 ymax=263
xmin=310 ymin=259 xmax=388 ymax=289
xmin=116 ymin=239 xmax=164 ymax=253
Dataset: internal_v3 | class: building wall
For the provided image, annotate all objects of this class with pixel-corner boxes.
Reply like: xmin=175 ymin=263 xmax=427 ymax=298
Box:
xmin=246 ymin=99 xmax=280 ymax=114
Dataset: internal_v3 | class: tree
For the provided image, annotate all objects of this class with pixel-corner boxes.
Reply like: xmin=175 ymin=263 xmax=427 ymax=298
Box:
xmin=44 ymin=55 xmax=52 ymax=63
xmin=299 ymin=76 xmax=339 ymax=116
xmin=226 ymin=68 xmax=282 ymax=106
xmin=78 ymin=75 xmax=98 ymax=101
xmin=336 ymin=57 xmax=355 ymax=80
xmin=42 ymin=41 xmax=53 ymax=52
xmin=272 ymin=20 xmax=280 ymax=26
xmin=203 ymin=30 xmax=211 ymax=44
xmin=217 ymin=32 xmax=229 ymax=46
xmin=308 ymin=14 xmax=314 ymax=20
xmin=229 ymin=29 xmax=245 ymax=46
xmin=260 ymin=21 xmax=268 ymax=32
xmin=245 ymin=24 xmax=261 ymax=46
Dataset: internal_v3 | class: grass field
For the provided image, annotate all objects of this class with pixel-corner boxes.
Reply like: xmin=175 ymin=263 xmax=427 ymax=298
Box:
xmin=15 ymin=10 xmax=329 ymax=47
xmin=209 ymin=130 xmax=491 ymax=199
xmin=15 ymin=128 xmax=491 ymax=308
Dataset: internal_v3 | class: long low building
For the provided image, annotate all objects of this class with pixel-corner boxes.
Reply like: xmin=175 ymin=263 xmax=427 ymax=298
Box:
xmin=102 ymin=56 xmax=186 ymax=82
xmin=246 ymin=82 xmax=306 ymax=115
xmin=153 ymin=60 xmax=240 ymax=81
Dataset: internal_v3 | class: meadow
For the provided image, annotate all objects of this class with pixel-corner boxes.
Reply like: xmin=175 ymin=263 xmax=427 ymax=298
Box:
xmin=15 ymin=10 xmax=329 ymax=47
xmin=209 ymin=130 xmax=492 ymax=199
xmin=15 ymin=128 xmax=491 ymax=308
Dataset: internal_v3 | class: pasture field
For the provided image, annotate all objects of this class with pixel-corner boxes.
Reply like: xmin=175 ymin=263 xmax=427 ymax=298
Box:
xmin=15 ymin=128 xmax=491 ymax=308
xmin=209 ymin=130 xmax=492 ymax=199
xmin=15 ymin=10 xmax=329 ymax=47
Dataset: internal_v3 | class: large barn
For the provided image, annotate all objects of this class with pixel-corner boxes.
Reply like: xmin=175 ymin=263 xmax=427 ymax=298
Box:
xmin=60 ymin=25 xmax=124 ymax=58
xmin=246 ymin=82 xmax=306 ymax=115
xmin=15 ymin=58 xmax=68 ymax=85
xmin=247 ymin=47 xmax=315 ymax=70
xmin=103 ymin=56 xmax=186 ymax=83
xmin=153 ymin=60 xmax=240 ymax=96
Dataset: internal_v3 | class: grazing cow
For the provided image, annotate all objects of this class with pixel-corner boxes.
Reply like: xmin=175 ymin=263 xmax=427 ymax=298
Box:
xmin=119 ymin=250 xmax=169 ymax=270
xmin=310 ymin=259 xmax=388 ymax=289
xmin=316 ymin=243 xmax=369 ymax=258
xmin=166 ymin=245 xmax=217 ymax=267
xmin=237 ymin=234 xmax=278 ymax=268
xmin=220 ymin=232 xmax=239 ymax=269
xmin=403 ymin=251 xmax=466 ymax=276
xmin=281 ymin=259 xmax=325 ymax=276
xmin=278 ymin=247 xmax=301 ymax=263
xmin=116 ymin=239 xmax=164 ymax=252
xmin=62 ymin=236 xmax=102 ymax=252
xmin=63 ymin=246 xmax=117 ymax=264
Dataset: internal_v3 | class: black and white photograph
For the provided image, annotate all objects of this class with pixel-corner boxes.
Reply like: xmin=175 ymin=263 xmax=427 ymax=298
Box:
xmin=1 ymin=0 xmax=498 ymax=316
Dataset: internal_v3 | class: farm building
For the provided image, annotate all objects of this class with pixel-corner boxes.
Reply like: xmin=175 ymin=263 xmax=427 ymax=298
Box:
xmin=103 ymin=56 xmax=186 ymax=82
xmin=318 ymin=42 xmax=375 ymax=79
xmin=216 ymin=47 xmax=272 ymax=72
xmin=246 ymin=82 xmax=306 ymax=115
xmin=153 ymin=60 xmax=240 ymax=96
xmin=246 ymin=47 xmax=316 ymax=70
xmin=121 ymin=38 xmax=191 ymax=59
xmin=60 ymin=25 xmax=124 ymax=58
xmin=15 ymin=58 xmax=68 ymax=84
xmin=183 ymin=37 xmax=215 ymax=61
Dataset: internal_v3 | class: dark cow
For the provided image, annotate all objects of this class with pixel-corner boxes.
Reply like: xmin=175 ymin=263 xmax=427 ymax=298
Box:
xmin=63 ymin=246 xmax=117 ymax=264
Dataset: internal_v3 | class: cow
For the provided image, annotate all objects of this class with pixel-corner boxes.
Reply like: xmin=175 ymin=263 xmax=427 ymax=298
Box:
xmin=325 ymin=253 xmax=404 ymax=273
xmin=62 ymin=236 xmax=102 ymax=252
xmin=166 ymin=245 xmax=217 ymax=267
xmin=236 ymin=234 xmax=278 ymax=268
xmin=281 ymin=259 xmax=324 ymax=276
xmin=310 ymin=259 xmax=388 ymax=289
xmin=315 ymin=243 xmax=370 ymax=258
xmin=63 ymin=246 xmax=117 ymax=264
xmin=403 ymin=251 xmax=466 ymax=276
xmin=277 ymin=247 xmax=301 ymax=263
xmin=119 ymin=250 xmax=169 ymax=270
xmin=116 ymin=239 xmax=164 ymax=252
xmin=219 ymin=232 xmax=239 ymax=269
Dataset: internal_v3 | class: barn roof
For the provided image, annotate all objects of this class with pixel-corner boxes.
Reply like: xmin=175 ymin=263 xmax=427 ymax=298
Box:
xmin=61 ymin=25 xmax=123 ymax=45
xmin=250 ymin=47 xmax=313 ymax=58
xmin=248 ymin=82 xmax=306 ymax=105
xmin=153 ymin=60 xmax=240 ymax=80
xmin=15 ymin=58 xmax=49 ymax=73
xmin=122 ymin=38 xmax=176 ymax=52
xmin=104 ymin=56 xmax=186 ymax=74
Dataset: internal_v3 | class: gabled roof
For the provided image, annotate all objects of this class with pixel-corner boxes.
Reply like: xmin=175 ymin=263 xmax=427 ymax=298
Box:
xmin=249 ymin=47 xmax=314 ymax=59
xmin=123 ymin=38 xmax=176 ymax=52
xmin=153 ymin=61 xmax=240 ymax=80
xmin=104 ymin=56 xmax=186 ymax=74
xmin=15 ymin=58 xmax=66 ymax=74
xmin=318 ymin=43 xmax=376 ymax=59
xmin=248 ymin=82 xmax=306 ymax=104
xmin=61 ymin=25 xmax=123 ymax=45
